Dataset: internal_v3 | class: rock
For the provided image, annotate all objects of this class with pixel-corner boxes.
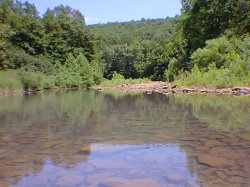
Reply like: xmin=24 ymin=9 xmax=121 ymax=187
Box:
xmin=198 ymin=155 xmax=235 ymax=167
xmin=215 ymin=170 xmax=228 ymax=180
xmin=232 ymin=87 xmax=250 ymax=95
xmin=2 ymin=169 xmax=24 ymax=178
xmin=165 ymin=173 xmax=185 ymax=183
xmin=208 ymin=133 xmax=227 ymax=139
xmin=209 ymin=147 xmax=231 ymax=154
xmin=238 ymin=133 xmax=250 ymax=141
xmin=232 ymin=87 xmax=241 ymax=91
xmin=162 ymin=86 xmax=169 ymax=89
xmin=224 ymin=167 xmax=245 ymax=178
xmin=171 ymin=84 xmax=177 ymax=89
xmin=181 ymin=137 xmax=198 ymax=141
xmin=226 ymin=176 xmax=244 ymax=184
xmin=146 ymin=90 xmax=152 ymax=94
xmin=204 ymin=139 xmax=224 ymax=147
xmin=78 ymin=145 xmax=91 ymax=155
xmin=12 ymin=158 xmax=29 ymax=163
xmin=219 ymin=151 xmax=247 ymax=160
xmin=182 ymin=88 xmax=195 ymax=93
xmin=199 ymin=89 xmax=208 ymax=93
xmin=0 ymin=182 xmax=11 ymax=187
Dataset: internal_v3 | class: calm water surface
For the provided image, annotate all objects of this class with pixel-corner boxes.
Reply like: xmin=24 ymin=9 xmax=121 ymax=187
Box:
xmin=0 ymin=91 xmax=249 ymax=187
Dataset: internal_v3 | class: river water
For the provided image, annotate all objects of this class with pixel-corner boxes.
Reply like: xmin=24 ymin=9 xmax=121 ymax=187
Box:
xmin=0 ymin=91 xmax=249 ymax=187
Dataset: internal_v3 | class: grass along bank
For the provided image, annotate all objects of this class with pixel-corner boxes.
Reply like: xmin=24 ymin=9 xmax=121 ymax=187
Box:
xmin=99 ymin=72 xmax=150 ymax=87
xmin=0 ymin=70 xmax=22 ymax=93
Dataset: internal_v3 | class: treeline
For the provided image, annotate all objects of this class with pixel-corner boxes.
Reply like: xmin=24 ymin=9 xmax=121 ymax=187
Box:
xmin=0 ymin=0 xmax=103 ymax=90
xmin=90 ymin=18 xmax=183 ymax=80
xmin=0 ymin=0 xmax=249 ymax=90
xmin=91 ymin=0 xmax=250 ymax=87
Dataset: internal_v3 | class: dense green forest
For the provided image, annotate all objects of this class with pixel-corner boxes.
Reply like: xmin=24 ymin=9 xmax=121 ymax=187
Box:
xmin=0 ymin=0 xmax=249 ymax=91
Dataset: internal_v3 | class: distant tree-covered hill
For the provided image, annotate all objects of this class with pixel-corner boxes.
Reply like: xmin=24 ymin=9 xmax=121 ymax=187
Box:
xmin=90 ymin=17 xmax=185 ymax=80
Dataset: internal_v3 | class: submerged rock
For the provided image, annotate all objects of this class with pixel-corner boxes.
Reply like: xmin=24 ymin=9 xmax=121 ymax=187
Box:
xmin=238 ymin=133 xmax=250 ymax=141
xmin=198 ymin=155 xmax=235 ymax=167
xmin=78 ymin=145 xmax=91 ymax=155
xmin=219 ymin=151 xmax=247 ymax=160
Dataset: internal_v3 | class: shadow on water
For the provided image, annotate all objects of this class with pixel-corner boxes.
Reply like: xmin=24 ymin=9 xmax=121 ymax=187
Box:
xmin=0 ymin=91 xmax=249 ymax=186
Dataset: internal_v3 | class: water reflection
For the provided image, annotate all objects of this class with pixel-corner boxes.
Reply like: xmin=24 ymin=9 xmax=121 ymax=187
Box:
xmin=0 ymin=91 xmax=249 ymax=186
xmin=14 ymin=144 xmax=197 ymax=187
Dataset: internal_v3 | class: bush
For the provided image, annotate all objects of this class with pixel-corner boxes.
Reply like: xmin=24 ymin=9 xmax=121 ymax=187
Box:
xmin=0 ymin=70 xmax=22 ymax=90
xmin=177 ymin=64 xmax=250 ymax=88
xmin=177 ymin=36 xmax=250 ymax=88
xmin=19 ymin=71 xmax=56 ymax=90
xmin=19 ymin=71 xmax=43 ymax=90
xmin=54 ymin=54 xmax=96 ymax=87
xmin=100 ymin=71 xmax=149 ymax=86
xmin=16 ymin=53 xmax=104 ymax=90
xmin=191 ymin=36 xmax=235 ymax=70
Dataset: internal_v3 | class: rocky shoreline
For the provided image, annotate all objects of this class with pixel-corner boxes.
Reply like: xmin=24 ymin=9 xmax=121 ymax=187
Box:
xmin=92 ymin=81 xmax=250 ymax=96
xmin=1 ymin=82 xmax=250 ymax=97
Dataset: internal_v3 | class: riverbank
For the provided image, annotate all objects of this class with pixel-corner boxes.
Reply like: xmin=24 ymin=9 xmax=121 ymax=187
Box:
xmin=1 ymin=81 xmax=250 ymax=97
xmin=91 ymin=81 xmax=250 ymax=96
xmin=0 ymin=89 xmax=22 ymax=97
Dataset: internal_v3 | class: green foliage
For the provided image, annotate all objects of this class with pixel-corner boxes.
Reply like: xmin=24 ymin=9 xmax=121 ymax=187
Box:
xmin=100 ymin=71 xmax=150 ymax=86
xmin=177 ymin=63 xmax=250 ymax=88
xmin=165 ymin=58 xmax=178 ymax=82
xmin=191 ymin=36 xmax=237 ymax=69
xmin=0 ymin=0 xmax=249 ymax=90
xmin=0 ymin=69 xmax=22 ymax=90
xmin=176 ymin=36 xmax=250 ymax=88
xmin=19 ymin=70 xmax=56 ymax=90
xmin=181 ymin=0 xmax=250 ymax=54
xmin=0 ymin=1 xmax=102 ymax=90
xmin=42 ymin=5 xmax=95 ymax=63
xmin=55 ymin=54 xmax=95 ymax=87
xmin=18 ymin=53 xmax=103 ymax=90
xmin=91 ymin=18 xmax=181 ymax=81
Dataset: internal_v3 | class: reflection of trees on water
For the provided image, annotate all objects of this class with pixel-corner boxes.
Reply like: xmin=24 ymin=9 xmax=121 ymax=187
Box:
xmin=174 ymin=94 xmax=250 ymax=131
xmin=0 ymin=91 xmax=249 ymax=186
xmin=0 ymin=91 xmax=106 ymax=126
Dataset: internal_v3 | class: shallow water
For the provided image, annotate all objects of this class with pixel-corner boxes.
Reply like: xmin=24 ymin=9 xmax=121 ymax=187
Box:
xmin=0 ymin=91 xmax=249 ymax=187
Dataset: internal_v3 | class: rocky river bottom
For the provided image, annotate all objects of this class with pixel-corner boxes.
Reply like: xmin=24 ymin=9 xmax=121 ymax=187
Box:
xmin=0 ymin=91 xmax=249 ymax=187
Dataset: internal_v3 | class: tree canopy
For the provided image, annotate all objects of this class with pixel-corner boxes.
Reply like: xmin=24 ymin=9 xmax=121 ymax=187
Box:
xmin=0 ymin=0 xmax=249 ymax=90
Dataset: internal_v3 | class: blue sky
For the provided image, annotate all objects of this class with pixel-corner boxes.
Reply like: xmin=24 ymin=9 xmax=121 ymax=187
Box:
xmin=21 ymin=0 xmax=182 ymax=25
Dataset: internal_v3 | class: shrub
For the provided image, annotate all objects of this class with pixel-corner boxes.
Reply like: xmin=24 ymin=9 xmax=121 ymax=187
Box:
xmin=0 ymin=70 xmax=22 ymax=90
xmin=100 ymin=71 xmax=149 ymax=86
xmin=19 ymin=71 xmax=44 ymax=90
xmin=54 ymin=54 xmax=98 ymax=88
xmin=191 ymin=36 xmax=235 ymax=70
xmin=177 ymin=36 xmax=250 ymax=88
